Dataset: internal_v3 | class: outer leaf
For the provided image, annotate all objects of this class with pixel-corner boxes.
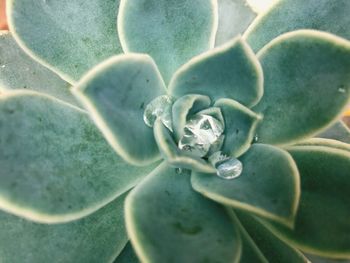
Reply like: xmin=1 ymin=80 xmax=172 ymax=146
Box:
xmin=215 ymin=98 xmax=261 ymax=157
xmin=153 ymin=119 xmax=215 ymax=173
xmin=215 ymin=0 xmax=256 ymax=46
xmin=0 ymin=31 xmax=78 ymax=106
xmin=306 ymin=254 xmax=350 ymax=263
xmin=253 ymin=30 xmax=350 ymax=145
xmin=316 ymin=121 xmax=350 ymax=144
xmin=237 ymin=211 xmax=309 ymax=263
xmin=74 ymin=54 xmax=166 ymax=166
xmin=8 ymin=0 xmax=123 ymax=83
xmin=264 ymin=146 xmax=350 ymax=258
xmin=169 ymin=37 xmax=263 ymax=107
xmin=192 ymin=144 xmax=300 ymax=227
xmin=244 ymin=0 xmax=350 ymax=52
xmin=293 ymin=138 xmax=350 ymax=153
xmin=0 ymin=193 xmax=128 ymax=263
xmin=172 ymin=94 xmax=211 ymax=141
xmin=125 ymin=163 xmax=242 ymax=263
xmin=118 ymin=0 xmax=218 ymax=84
xmin=0 ymin=91 xmax=158 ymax=223
xmin=231 ymin=211 xmax=268 ymax=263
xmin=114 ymin=243 xmax=139 ymax=263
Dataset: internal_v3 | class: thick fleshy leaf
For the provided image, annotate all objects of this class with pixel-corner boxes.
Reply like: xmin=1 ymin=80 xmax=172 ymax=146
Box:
xmin=118 ymin=0 xmax=218 ymax=84
xmin=0 ymin=31 xmax=78 ymax=106
xmin=114 ymin=243 xmax=139 ymax=263
xmin=169 ymin=37 xmax=263 ymax=107
xmin=244 ymin=0 xmax=350 ymax=52
xmin=153 ymin=119 xmax=215 ymax=173
xmin=0 ymin=193 xmax=128 ymax=263
xmin=231 ymin=211 xmax=268 ymax=263
xmin=215 ymin=98 xmax=261 ymax=157
xmin=237 ymin=211 xmax=309 ymax=263
xmin=0 ymin=91 xmax=158 ymax=223
xmin=74 ymin=54 xmax=166 ymax=166
xmin=293 ymin=138 xmax=350 ymax=153
xmin=125 ymin=163 xmax=242 ymax=263
xmin=264 ymin=146 xmax=350 ymax=258
xmin=306 ymin=254 xmax=350 ymax=263
xmin=316 ymin=121 xmax=350 ymax=144
xmin=172 ymin=94 xmax=211 ymax=141
xmin=192 ymin=144 xmax=300 ymax=227
xmin=215 ymin=0 xmax=256 ymax=46
xmin=8 ymin=0 xmax=123 ymax=83
xmin=253 ymin=30 xmax=350 ymax=145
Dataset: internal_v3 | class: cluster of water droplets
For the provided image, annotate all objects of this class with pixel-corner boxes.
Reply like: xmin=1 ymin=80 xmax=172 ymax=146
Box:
xmin=143 ymin=95 xmax=243 ymax=180
xmin=178 ymin=114 xmax=224 ymax=157
xmin=143 ymin=95 xmax=175 ymax=131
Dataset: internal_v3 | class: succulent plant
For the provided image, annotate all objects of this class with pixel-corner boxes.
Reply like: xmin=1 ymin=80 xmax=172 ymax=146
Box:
xmin=0 ymin=0 xmax=350 ymax=262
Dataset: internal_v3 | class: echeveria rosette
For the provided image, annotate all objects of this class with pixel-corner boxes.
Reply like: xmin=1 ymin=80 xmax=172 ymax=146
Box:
xmin=74 ymin=27 xmax=350 ymax=263
xmin=1 ymin=0 xmax=350 ymax=263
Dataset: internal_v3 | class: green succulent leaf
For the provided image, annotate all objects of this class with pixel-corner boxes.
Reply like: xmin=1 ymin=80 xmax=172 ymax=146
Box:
xmin=74 ymin=54 xmax=166 ymax=166
xmin=114 ymin=243 xmax=140 ymax=263
xmin=169 ymin=37 xmax=263 ymax=107
xmin=153 ymin=119 xmax=215 ymax=173
xmin=214 ymin=98 xmax=261 ymax=157
xmin=192 ymin=144 xmax=300 ymax=227
xmin=118 ymin=0 xmax=218 ymax=84
xmin=172 ymin=94 xmax=211 ymax=141
xmin=316 ymin=121 xmax=350 ymax=144
xmin=0 ymin=91 xmax=158 ymax=223
xmin=8 ymin=0 xmax=123 ymax=83
xmin=293 ymin=138 xmax=350 ymax=153
xmin=0 ymin=31 xmax=78 ymax=106
xmin=0 ymin=192 xmax=128 ymax=263
xmin=215 ymin=0 xmax=256 ymax=46
xmin=236 ymin=211 xmax=309 ymax=263
xmin=264 ymin=146 xmax=350 ymax=258
xmin=253 ymin=30 xmax=350 ymax=145
xmin=231 ymin=211 xmax=268 ymax=263
xmin=125 ymin=163 xmax=242 ymax=263
xmin=244 ymin=0 xmax=350 ymax=52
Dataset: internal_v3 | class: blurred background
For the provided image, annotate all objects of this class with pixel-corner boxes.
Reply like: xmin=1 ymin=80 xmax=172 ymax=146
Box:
xmin=0 ymin=0 xmax=349 ymax=125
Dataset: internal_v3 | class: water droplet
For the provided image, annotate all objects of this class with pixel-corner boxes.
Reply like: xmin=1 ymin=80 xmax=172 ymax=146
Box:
xmin=175 ymin=168 xmax=183 ymax=174
xmin=143 ymin=95 xmax=175 ymax=131
xmin=338 ymin=88 xmax=346 ymax=93
xmin=253 ymin=134 xmax=259 ymax=143
xmin=178 ymin=114 xmax=224 ymax=157
xmin=216 ymin=158 xmax=243 ymax=179
xmin=1 ymin=65 xmax=5 ymax=68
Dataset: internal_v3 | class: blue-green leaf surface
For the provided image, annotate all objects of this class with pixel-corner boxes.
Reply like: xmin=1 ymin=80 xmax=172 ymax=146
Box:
xmin=8 ymin=0 xmax=123 ymax=83
xmin=253 ymin=30 xmax=350 ymax=145
xmin=0 ymin=91 xmax=158 ymax=223
xmin=114 ymin=243 xmax=140 ymax=263
xmin=244 ymin=0 xmax=350 ymax=52
xmin=74 ymin=54 xmax=166 ymax=166
xmin=169 ymin=37 xmax=263 ymax=107
xmin=231 ymin=211 xmax=268 ymax=263
xmin=264 ymin=146 xmax=350 ymax=258
xmin=0 ymin=193 xmax=128 ymax=263
xmin=237 ymin=211 xmax=309 ymax=263
xmin=215 ymin=98 xmax=261 ymax=157
xmin=0 ymin=31 xmax=78 ymax=106
xmin=125 ymin=163 xmax=242 ymax=263
xmin=118 ymin=0 xmax=218 ymax=84
xmin=192 ymin=144 xmax=300 ymax=227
